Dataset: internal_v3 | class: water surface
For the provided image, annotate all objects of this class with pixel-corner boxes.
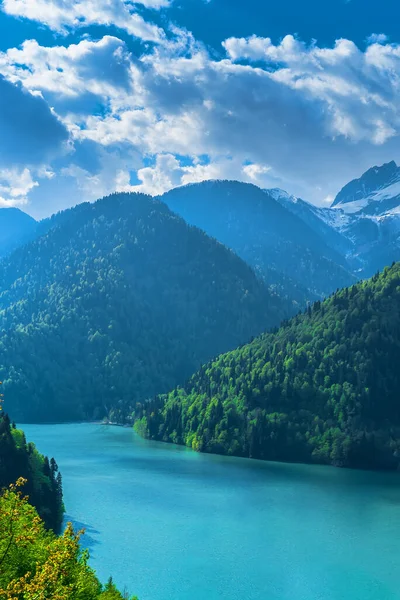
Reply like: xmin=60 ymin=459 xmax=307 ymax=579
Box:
xmin=22 ymin=423 xmax=400 ymax=600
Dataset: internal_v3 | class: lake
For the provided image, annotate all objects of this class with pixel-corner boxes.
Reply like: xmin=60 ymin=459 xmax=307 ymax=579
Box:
xmin=22 ymin=423 xmax=400 ymax=600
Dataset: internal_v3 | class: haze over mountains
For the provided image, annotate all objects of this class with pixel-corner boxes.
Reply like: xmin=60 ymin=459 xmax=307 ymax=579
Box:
xmin=2 ymin=161 xmax=400 ymax=429
xmin=0 ymin=193 xmax=280 ymax=422
xmin=281 ymin=160 xmax=400 ymax=277
xmin=0 ymin=208 xmax=37 ymax=257
xmin=162 ymin=181 xmax=354 ymax=304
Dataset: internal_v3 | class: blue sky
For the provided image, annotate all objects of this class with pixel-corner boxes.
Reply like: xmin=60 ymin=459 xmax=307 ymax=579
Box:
xmin=0 ymin=0 xmax=400 ymax=218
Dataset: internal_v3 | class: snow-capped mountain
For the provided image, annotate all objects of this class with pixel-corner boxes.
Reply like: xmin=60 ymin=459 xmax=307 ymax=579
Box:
xmin=332 ymin=161 xmax=400 ymax=216
xmin=273 ymin=161 xmax=400 ymax=278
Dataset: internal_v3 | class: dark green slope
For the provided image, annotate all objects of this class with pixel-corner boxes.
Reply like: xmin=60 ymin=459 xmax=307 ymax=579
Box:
xmin=0 ymin=412 xmax=63 ymax=531
xmin=135 ymin=262 xmax=400 ymax=470
xmin=0 ymin=192 xmax=282 ymax=423
xmin=161 ymin=180 xmax=355 ymax=303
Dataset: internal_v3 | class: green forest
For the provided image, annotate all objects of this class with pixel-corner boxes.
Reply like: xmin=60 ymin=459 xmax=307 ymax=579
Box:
xmin=134 ymin=261 xmax=400 ymax=470
xmin=162 ymin=180 xmax=355 ymax=303
xmin=0 ymin=192 xmax=282 ymax=423
xmin=0 ymin=410 xmax=64 ymax=532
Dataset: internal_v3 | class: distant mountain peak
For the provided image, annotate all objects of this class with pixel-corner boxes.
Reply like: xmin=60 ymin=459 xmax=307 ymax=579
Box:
xmin=265 ymin=188 xmax=298 ymax=203
xmin=0 ymin=207 xmax=37 ymax=258
xmin=332 ymin=161 xmax=400 ymax=210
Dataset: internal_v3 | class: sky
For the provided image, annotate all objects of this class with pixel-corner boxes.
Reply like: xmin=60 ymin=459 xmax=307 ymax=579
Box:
xmin=0 ymin=0 xmax=400 ymax=218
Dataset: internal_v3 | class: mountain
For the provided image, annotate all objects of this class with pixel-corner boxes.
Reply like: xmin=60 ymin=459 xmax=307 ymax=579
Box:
xmin=134 ymin=262 xmax=400 ymax=471
xmin=332 ymin=161 xmax=400 ymax=216
xmin=269 ymin=162 xmax=400 ymax=279
xmin=272 ymin=189 xmax=354 ymax=257
xmin=0 ymin=208 xmax=37 ymax=257
xmin=161 ymin=180 xmax=355 ymax=303
xmin=0 ymin=192 xmax=282 ymax=423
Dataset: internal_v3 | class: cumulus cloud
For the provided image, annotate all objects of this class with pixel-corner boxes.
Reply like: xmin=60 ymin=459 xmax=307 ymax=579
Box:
xmin=222 ymin=34 xmax=400 ymax=145
xmin=0 ymin=75 xmax=68 ymax=168
xmin=128 ymin=154 xmax=228 ymax=195
xmin=120 ymin=155 xmax=281 ymax=196
xmin=243 ymin=163 xmax=272 ymax=181
xmin=135 ymin=0 xmax=172 ymax=7
xmin=0 ymin=167 xmax=38 ymax=207
xmin=1 ymin=0 xmax=165 ymax=42
xmin=0 ymin=36 xmax=136 ymax=109
xmin=2 ymin=22 xmax=400 ymax=208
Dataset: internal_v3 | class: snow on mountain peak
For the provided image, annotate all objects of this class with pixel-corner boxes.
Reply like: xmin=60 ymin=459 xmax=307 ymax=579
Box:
xmin=331 ymin=161 xmax=400 ymax=216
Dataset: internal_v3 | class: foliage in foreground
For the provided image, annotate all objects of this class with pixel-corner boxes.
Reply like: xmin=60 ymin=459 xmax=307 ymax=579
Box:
xmin=135 ymin=262 xmax=400 ymax=470
xmin=0 ymin=480 xmax=137 ymax=600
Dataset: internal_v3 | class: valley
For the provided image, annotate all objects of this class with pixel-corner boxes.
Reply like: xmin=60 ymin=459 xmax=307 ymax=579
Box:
xmin=2 ymin=0 xmax=400 ymax=597
xmin=3 ymin=161 xmax=400 ymax=599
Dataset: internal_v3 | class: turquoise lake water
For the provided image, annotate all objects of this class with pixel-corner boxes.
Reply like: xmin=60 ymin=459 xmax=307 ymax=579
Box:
xmin=22 ymin=423 xmax=400 ymax=600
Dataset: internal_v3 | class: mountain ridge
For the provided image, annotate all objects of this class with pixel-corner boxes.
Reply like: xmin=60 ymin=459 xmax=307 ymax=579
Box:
xmin=160 ymin=180 xmax=355 ymax=303
xmin=0 ymin=191 xmax=282 ymax=423
xmin=134 ymin=261 xmax=400 ymax=470
xmin=0 ymin=207 xmax=37 ymax=257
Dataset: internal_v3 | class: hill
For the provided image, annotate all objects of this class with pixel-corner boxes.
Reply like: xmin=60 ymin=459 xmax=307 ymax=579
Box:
xmin=0 ymin=192 xmax=282 ymax=423
xmin=161 ymin=180 xmax=355 ymax=302
xmin=134 ymin=262 xmax=400 ymax=470
xmin=0 ymin=207 xmax=37 ymax=257
xmin=332 ymin=160 xmax=400 ymax=215
xmin=0 ymin=411 xmax=63 ymax=531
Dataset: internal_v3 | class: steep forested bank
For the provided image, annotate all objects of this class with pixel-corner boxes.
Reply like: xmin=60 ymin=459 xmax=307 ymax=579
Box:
xmin=134 ymin=262 xmax=400 ymax=470
xmin=0 ymin=192 xmax=282 ymax=423
xmin=0 ymin=411 xmax=64 ymax=531
xmin=0 ymin=480 xmax=136 ymax=599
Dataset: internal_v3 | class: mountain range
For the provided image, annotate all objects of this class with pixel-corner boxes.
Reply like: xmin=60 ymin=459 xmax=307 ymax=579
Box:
xmin=2 ymin=161 xmax=400 ymax=426
xmin=4 ymin=160 xmax=400 ymax=301
xmin=135 ymin=261 xmax=400 ymax=470
xmin=278 ymin=160 xmax=400 ymax=278
xmin=0 ymin=193 xmax=280 ymax=422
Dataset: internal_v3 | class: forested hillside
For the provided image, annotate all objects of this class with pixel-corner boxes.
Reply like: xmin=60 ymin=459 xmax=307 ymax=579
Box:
xmin=0 ymin=192 xmax=282 ymax=423
xmin=162 ymin=181 xmax=355 ymax=302
xmin=0 ymin=411 xmax=64 ymax=531
xmin=135 ymin=262 xmax=400 ymax=470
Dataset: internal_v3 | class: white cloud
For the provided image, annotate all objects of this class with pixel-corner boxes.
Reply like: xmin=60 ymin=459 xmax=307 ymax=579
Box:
xmin=1 ymin=0 xmax=165 ymax=42
xmin=129 ymin=154 xmax=224 ymax=195
xmin=243 ymin=163 xmax=271 ymax=181
xmin=0 ymin=36 xmax=136 ymax=104
xmin=367 ymin=33 xmax=389 ymax=45
xmin=122 ymin=155 xmax=279 ymax=196
xmin=0 ymin=167 xmax=38 ymax=207
xmin=135 ymin=0 xmax=171 ymax=7
xmin=2 ymin=26 xmax=400 ymax=208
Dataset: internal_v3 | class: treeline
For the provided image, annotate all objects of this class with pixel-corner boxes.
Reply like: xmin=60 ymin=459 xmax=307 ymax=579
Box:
xmin=0 ymin=480 xmax=137 ymax=599
xmin=0 ymin=412 xmax=64 ymax=531
xmin=134 ymin=262 xmax=400 ymax=470
xmin=0 ymin=192 xmax=282 ymax=423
